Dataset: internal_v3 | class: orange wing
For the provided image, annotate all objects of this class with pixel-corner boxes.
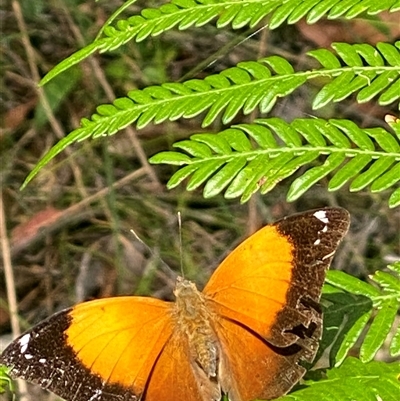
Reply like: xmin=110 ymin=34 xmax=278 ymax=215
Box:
xmin=215 ymin=316 xmax=306 ymax=401
xmin=204 ymin=207 xmax=350 ymax=400
xmin=144 ymin=333 xmax=221 ymax=401
xmin=1 ymin=297 xmax=174 ymax=401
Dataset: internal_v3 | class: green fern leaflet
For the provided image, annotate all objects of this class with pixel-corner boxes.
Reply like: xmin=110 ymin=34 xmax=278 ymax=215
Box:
xmin=150 ymin=119 xmax=400 ymax=207
xmin=276 ymin=357 xmax=400 ymax=401
xmin=322 ymin=262 xmax=400 ymax=366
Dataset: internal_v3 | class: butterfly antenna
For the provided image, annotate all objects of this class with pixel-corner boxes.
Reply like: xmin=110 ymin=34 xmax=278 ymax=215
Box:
xmin=129 ymin=229 xmax=175 ymax=278
xmin=178 ymin=211 xmax=185 ymax=278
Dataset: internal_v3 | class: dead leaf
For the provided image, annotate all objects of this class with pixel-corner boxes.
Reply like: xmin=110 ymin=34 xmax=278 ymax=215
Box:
xmin=11 ymin=207 xmax=63 ymax=249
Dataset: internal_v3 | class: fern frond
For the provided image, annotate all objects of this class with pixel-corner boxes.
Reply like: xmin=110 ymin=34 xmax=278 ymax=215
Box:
xmin=149 ymin=119 xmax=400 ymax=205
xmin=277 ymin=357 xmax=400 ymax=401
xmin=40 ymin=0 xmax=400 ymax=84
xmin=23 ymin=43 xmax=400 ymax=189
xmin=321 ymin=264 xmax=400 ymax=366
xmin=309 ymin=42 xmax=400 ymax=108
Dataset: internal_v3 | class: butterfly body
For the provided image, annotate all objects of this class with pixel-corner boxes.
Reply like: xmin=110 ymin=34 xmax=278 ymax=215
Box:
xmin=173 ymin=278 xmax=219 ymax=379
xmin=1 ymin=207 xmax=351 ymax=401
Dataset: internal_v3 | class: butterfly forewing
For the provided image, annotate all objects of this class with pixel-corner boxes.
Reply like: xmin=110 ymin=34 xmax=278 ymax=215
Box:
xmin=1 ymin=297 xmax=174 ymax=401
xmin=204 ymin=207 xmax=350 ymax=400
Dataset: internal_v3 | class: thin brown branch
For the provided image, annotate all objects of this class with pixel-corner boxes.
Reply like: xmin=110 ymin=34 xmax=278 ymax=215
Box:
xmin=0 ymin=192 xmax=28 ymax=400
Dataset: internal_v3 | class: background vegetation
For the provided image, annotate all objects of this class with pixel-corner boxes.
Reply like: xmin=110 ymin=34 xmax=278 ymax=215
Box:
xmin=1 ymin=0 xmax=399 ymax=400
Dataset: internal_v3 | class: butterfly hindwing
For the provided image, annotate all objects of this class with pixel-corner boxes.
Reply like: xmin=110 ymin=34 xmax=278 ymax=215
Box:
xmin=144 ymin=332 xmax=221 ymax=401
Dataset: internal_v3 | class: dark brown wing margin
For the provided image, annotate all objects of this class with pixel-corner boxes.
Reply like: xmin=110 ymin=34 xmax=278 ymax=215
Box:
xmin=268 ymin=207 xmax=350 ymax=361
xmin=0 ymin=310 xmax=137 ymax=401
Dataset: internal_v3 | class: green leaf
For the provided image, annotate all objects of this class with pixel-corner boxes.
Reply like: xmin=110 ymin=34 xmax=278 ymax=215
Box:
xmin=222 ymin=91 xmax=251 ymax=124
xmin=239 ymin=123 xmax=278 ymax=149
xmin=216 ymin=3 xmax=241 ymax=28
xmin=377 ymin=42 xmax=400 ymax=66
xmin=25 ymin=39 xmax=400 ymax=191
xmin=307 ymin=0 xmax=344 ymax=23
xmin=328 ymin=155 xmax=372 ymax=191
xmin=221 ymin=66 xmax=251 ymax=84
xmin=35 ymin=67 xmax=81 ymax=128
xmin=313 ymin=71 xmax=355 ymax=109
xmin=203 ymin=157 xmax=247 ymax=198
xmin=202 ymin=92 xmax=235 ymax=127
xmin=261 ymin=151 xmax=320 ymax=193
xmin=240 ymin=154 xmax=290 ymax=203
xmin=326 ymin=270 xmax=380 ymax=297
xmin=390 ymin=325 xmax=400 ymax=357
xmin=224 ymin=154 xmax=269 ymax=199
xmin=173 ymin=140 xmax=213 ymax=158
xmin=262 ymin=56 xmax=294 ymax=75
xmin=379 ymin=77 xmax=400 ymax=105
xmin=288 ymin=153 xmax=346 ymax=201
xmin=0 ymin=365 xmax=14 ymax=394
xmin=332 ymin=42 xmax=364 ymax=66
xmin=328 ymin=0 xmax=356 ymax=18
xmin=360 ymin=298 xmax=399 ymax=363
xmin=149 ymin=151 xmax=192 ymax=165
xmin=186 ymin=159 xmax=225 ymax=190
xmin=191 ymin=134 xmax=231 ymax=155
xmin=330 ymin=119 xmax=375 ymax=151
xmin=218 ymin=129 xmax=252 ymax=152
xmin=350 ymin=157 xmax=396 ymax=191
xmin=21 ymin=128 xmax=89 ymax=189
xmin=288 ymin=0 xmax=324 ymax=24
xmin=269 ymin=0 xmax=303 ymax=29
xmin=357 ymin=71 xmax=399 ymax=103
xmin=40 ymin=42 xmax=99 ymax=86
xmin=291 ymin=119 xmax=327 ymax=146
xmin=148 ymin=117 xmax=399 ymax=206
xmin=308 ymin=48 xmax=341 ymax=68
xmin=325 ymin=268 xmax=400 ymax=364
xmin=204 ymin=74 xmax=231 ymax=89
xmin=370 ymin=162 xmax=400 ymax=192
xmin=243 ymin=85 xmax=270 ymax=114
xmin=237 ymin=61 xmax=271 ymax=80
xmin=260 ymin=118 xmax=302 ymax=147
xmin=389 ymin=187 xmax=400 ymax=208
xmin=278 ymin=358 xmax=400 ymax=401
xmin=321 ymin=120 xmax=351 ymax=147
xmin=366 ymin=128 xmax=400 ymax=152
xmin=166 ymin=164 xmax=198 ymax=189
xmin=321 ymin=289 xmax=373 ymax=366
xmin=334 ymin=309 xmax=373 ymax=366
xmin=388 ymin=261 xmax=400 ymax=274
xmin=373 ymin=271 xmax=400 ymax=294
xmin=353 ymin=43 xmax=385 ymax=66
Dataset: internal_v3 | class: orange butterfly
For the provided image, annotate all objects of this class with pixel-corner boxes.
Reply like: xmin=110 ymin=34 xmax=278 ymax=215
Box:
xmin=1 ymin=207 xmax=350 ymax=401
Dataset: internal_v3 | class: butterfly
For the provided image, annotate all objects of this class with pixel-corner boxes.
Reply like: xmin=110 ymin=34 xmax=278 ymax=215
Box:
xmin=1 ymin=207 xmax=350 ymax=401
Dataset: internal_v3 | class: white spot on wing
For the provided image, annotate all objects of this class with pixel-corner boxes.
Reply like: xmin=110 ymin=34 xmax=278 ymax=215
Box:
xmin=322 ymin=251 xmax=335 ymax=260
xmin=88 ymin=389 xmax=103 ymax=401
xmin=18 ymin=333 xmax=31 ymax=354
xmin=313 ymin=210 xmax=329 ymax=224
xmin=314 ymin=238 xmax=321 ymax=245
xmin=24 ymin=354 xmax=33 ymax=359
